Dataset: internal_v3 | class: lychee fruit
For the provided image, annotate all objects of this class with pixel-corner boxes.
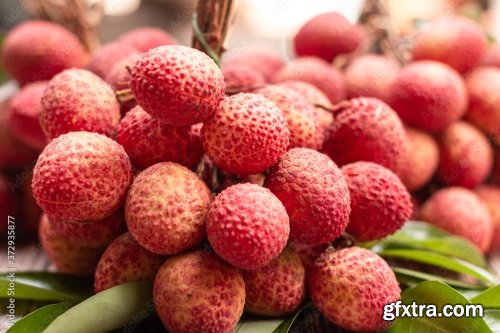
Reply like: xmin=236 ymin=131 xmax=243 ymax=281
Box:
xmin=125 ymin=162 xmax=212 ymax=255
xmin=130 ymin=45 xmax=225 ymax=126
xmin=105 ymin=52 xmax=141 ymax=114
xmin=438 ymin=121 xmax=493 ymax=188
xmin=466 ymin=67 xmax=500 ymax=145
xmin=0 ymin=107 xmax=37 ymax=169
xmin=7 ymin=81 xmax=48 ymax=150
xmin=119 ymin=27 xmax=176 ymax=52
xmin=344 ymin=54 xmax=400 ymax=102
xmin=272 ymin=57 xmax=346 ymax=104
xmin=289 ymin=242 xmax=328 ymax=272
xmin=222 ymin=65 xmax=266 ymax=91
xmin=201 ymin=93 xmax=290 ymax=175
xmin=32 ymin=131 xmax=133 ymax=221
xmin=294 ymin=12 xmax=365 ymax=62
xmin=1 ymin=20 xmax=88 ymax=85
xmin=265 ymin=148 xmax=350 ymax=245
xmin=206 ymin=183 xmax=289 ymax=270
xmin=412 ymin=15 xmax=486 ymax=73
xmin=322 ymin=97 xmax=408 ymax=174
xmin=399 ymin=127 xmax=439 ymax=191
xmin=341 ymin=162 xmax=413 ymax=242
xmin=153 ymin=249 xmax=245 ymax=333
xmin=116 ymin=106 xmax=203 ymax=170
xmin=40 ymin=69 xmax=121 ymax=139
xmin=243 ymin=248 xmax=305 ymax=317
xmin=388 ymin=61 xmax=468 ymax=132
xmin=419 ymin=187 xmax=493 ymax=253
xmin=474 ymin=185 xmax=500 ymax=252
xmin=309 ymin=246 xmax=401 ymax=332
xmin=482 ymin=44 xmax=500 ymax=67
xmin=86 ymin=41 xmax=138 ymax=79
xmin=222 ymin=47 xmax=283 ymax=82
xmin=255 ymin=85 xmax=323 ymax=149
xmin=94 ymin=232 xmax=164 ymax=292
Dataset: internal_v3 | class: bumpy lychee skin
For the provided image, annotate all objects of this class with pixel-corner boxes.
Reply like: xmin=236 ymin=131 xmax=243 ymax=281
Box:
xmin=419 ymin=187 xmax=493 ymax=253
xmin=119 ymin=27 xmax=176 ymax=52
xmin=153 ymin=250 xmax=245 ymax=333
xmin=482 ymin=44 xmax=500 ymax=67
xmin=126 ymin=162 xmax=211 ymax=255
xmin=86 ymin=41 xmax=138 ymax=79
xmin=201 ymin=93 xmax=290 ymax=175
xmin=322 ymin=97 xmax=408 ymax=174
xmin=222 ymin=48 xmax=283 ymax=82
xmin=131 ymin=45 xmax=225 ymax=126
xmin=309 ymin=246 xmax=401 ymax=332
xmin=32 ymin=132 xmax=133 ymax=221
xmin=94 ymin=232 xmax=164 ymax=292
xmin=341 ymin=162 xmax=412 ymax=242
xmin=40 ymin=69 xmax=121 ymax=139
xmin=8 ymin=81 xmax=48 ymax=150
xmin=438 ymin=121 xmax=493 ymax=188
xmin=344 ymin=54 xmax=400 ymax=102
xmin=412 ymin=15 xmax=486 ymax=73
xmin=255 ymin=85 xmax=323 ymax=149
xmin=475 ymin=185 xmax=500 ymax=252
xmin=272 ymin=57 xmax=345 ymax=104
xmin=1 ymin=20 xmax=87 ymax=85
xmin=105 ymin=53 xmax=141 ymax=113
xmin=289 ymin=242 xmax=328 ymax=272
xmin=265 ymin=148 xmax=350 ymax=245
xmin=294 ymin=12 xmax=365 ymax=62
xmin=222 ymin=65 xmax=266 ymax=91
xmin=206 ymin=183 xmax=289 ymax=270
xmin=388 ymin=61 xmax=468 ymax=132
xmin=400 ymin=127 xmax=439 ymax=191
xmin=39 ymin=214 xmax=105 ymax=276
xmin=243 ymin=248 xmax=305 ymax=317
xmin=466 ymin=67 xmax=500 ymax=145
xmin=117 ymin=106 xmax=203 ymax=170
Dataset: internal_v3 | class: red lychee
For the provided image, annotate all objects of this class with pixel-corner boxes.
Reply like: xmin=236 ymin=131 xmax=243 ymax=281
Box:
xmin=222 ymin=47 xmax=283 ymax=82
xmin=206 ymin=183 xmax=289 ymax=270
xmin=201 ymin=93 xmax=290 ymax=175
xmin=86 ymin=41 xmax=138 ymax=79
xmin=474 ymin=185 xmax=500 ymax=253
xmin=289 ymin=242 xmax=328 ymax=272
xmin=130 ymin=45 xmax=225 ymax=126
xmin=119 ymin=27 xmax=176 ymax=52
xmin=222 ymin=65 xmax=266 ymax=91
xmin=105 ymin=52 xmax=141 ymax=114
xmin=32 ymin=131 xmax=133 ymax=221
xmin=0 ymin=107 xmax=37 ymax=169
xmin=482 ymin=44 xmax=500 ymax=68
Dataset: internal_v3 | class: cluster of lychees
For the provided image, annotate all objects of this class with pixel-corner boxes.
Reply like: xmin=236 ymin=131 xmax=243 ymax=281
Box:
xmin=0 ymin=9 xmax=499 ymax=333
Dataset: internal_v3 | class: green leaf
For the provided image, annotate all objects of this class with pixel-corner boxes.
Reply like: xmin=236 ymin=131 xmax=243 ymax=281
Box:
xmin=392 ymin=267 xmax=487 ymax=290
xmin=483 ymin=310 xmax=500 ymax=332
xmin=234 ymin=319 xmax=284 ymax=333
xmin=472 ymin=286 xmax=500 ymax=309
xmin=6 ymin=302 xmax=75 ymax=333
xmin=42 ymin=281 xmax=154 ymax=333
xmin=272 ymin=304 xmax=313 ymax=333
xmin=0 ymin=272 xmax=93 ymax=302
xmin=379 ymin=249 xmax=497 ymax=285
xmin=388 ymin=281 xmax=492 ymax=333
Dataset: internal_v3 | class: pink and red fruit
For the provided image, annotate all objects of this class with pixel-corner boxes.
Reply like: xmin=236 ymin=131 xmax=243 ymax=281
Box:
xmin=94 ymin=232 xmax=164 ymax=292
xmin=222 ymin=47 xmax=283 ymax=82
xmin=466 ymin=67 xmax=500 ymax=145
xmin=474 ymin=185 xmax=500 ymax=253
xmin=310 ymin=246 xmax=401 ymax=332
xmin=265 ymin=148 xmax=350 ymax=245
xmin=105 ymin=53 xmax=141 ymax=114
xmin=289 ymin=242 xmax=328 ymax=271
xmin=419 ymin=187 xmax=493 ymax=253
xmin=412 ymin=15 xmax=486 ymax=73
xmin=119 ymin=27 xmax=176 ymax=52
xmin=8 ymin=81 xmax=48 ymax=150
xmin=86 ymin=41 xmax=138 ymax=79
xmin=126 ymin=162 xmax=211 ymax=255
xmin=344 ymin=54 xmax=400 ymax=102
xmin=40 ymin=69 xmax=121 ymax=139
xmin=272 ymin=57 xmax=345 ymax=104
xmin=341 ymin=162 xmax=412 ymax=241
xmin=255 ymin=85 xmax=323 ymax=149
xmin=131 ymin=45 xmax=225 ymax=126
xmin=243 ymin=248 xmax=305 ymax=317
xmin=400 ymin=127 xmax=439 ymax=191
xmin=222 ymin=65 xmax=266 ymax=91
xmin=322 ymin=97 xmax=408 ymax=174
xmin=206 ymin=183 xmax=289 ymax=270
xmin=201 ymin=93 xmax=290 ymax=175
xmin=294 ymin=12 xmax=365 ymax=62
xmin=117 ymin=106 xmax=203 ymax=170
xmin=1 ymin=20 xmax=88 ymax=85
xmin=388 ymin=61 xmax=468 ymax=132
xmin=153 ymin=250 xmax=245 ymax=333
xmin=438 ymin=121 xmax=493 ymax=188
xmin=482 ymin=44 xmax=500 ymax=67
xmin=39 ymin=214 xmax=105 ymax=276
xmin=32 ymin=131 xmax=133 ymax=221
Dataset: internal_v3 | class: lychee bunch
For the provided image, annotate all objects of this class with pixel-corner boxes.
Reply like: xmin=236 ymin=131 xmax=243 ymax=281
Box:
xmin=119 ymin=27 xmax=176 ymax=52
